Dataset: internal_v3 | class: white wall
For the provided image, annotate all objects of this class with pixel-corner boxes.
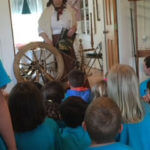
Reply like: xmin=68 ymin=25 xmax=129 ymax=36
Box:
xmin=117 ymin=0 xmax=149 ymax=83
xmin=117 ymin=0 xmax=134 ymax=68
xmin=0 ymin=0 xmax=16 ymax=92
xmin=136 ymin=1 xmax=150 ymax=82
xmin=137 ymin=1 xmax=150 ymax=49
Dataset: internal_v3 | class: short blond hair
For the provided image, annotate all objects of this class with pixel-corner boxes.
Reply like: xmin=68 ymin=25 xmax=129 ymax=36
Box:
xmin=107 ymin=64 xmax=144 ymax=123
xmin=92 ymin=80 xmax=107 ymax=100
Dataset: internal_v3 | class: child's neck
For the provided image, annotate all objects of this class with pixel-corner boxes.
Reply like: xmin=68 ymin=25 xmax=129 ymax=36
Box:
xmin=91 ymin=141 xmax=115 ymax=148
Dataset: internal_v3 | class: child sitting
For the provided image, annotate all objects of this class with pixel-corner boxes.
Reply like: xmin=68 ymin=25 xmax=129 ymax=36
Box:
xmin=42 ymin=81 xmax=65 ymax=127
xmin=8 ymin=82 xmax=59 ymax=150
xmin=65 ymin=69 xmax=92 ymax=103
xmin=59 ymin=96 xmax=91 ymax=150
xmin=83 ymin=97 xmax=133 ymax=150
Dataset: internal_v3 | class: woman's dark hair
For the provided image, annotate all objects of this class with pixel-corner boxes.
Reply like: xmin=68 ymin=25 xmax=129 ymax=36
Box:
xmin=42 ymin=81 xmax=64 ymax=104
xmin=8 ymin=82 xmax=46 ymax=133
xmin=60 ymin=96 xmax=88 ymax=128
xmin=47 ymin=0 xmax=67 ymax=7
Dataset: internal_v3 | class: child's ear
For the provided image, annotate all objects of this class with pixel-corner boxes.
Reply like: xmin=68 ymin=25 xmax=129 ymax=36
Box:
xmin=67 ymin=81 xmax=70 ymax=87
xmin=118 ymin=124 xmax=123 ymax=133
xmin=82 ymin=121 xmax=87 ymax=131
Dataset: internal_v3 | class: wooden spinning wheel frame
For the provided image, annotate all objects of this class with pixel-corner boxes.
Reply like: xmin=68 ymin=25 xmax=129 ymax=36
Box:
xmin=14 ymin=42 xmax=64 ymax=84
xmin=14 ymin=40 xmax=103 ymax=85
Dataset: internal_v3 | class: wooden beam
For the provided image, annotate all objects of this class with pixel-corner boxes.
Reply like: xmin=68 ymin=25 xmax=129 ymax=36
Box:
xmin=128 ymin=0 xmax=143 ymax=1
xmin=137 ymin=50 xmax=150 ymax=57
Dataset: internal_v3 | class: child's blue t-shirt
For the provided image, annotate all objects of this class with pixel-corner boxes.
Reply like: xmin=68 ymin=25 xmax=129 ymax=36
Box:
xmin=86 ymin=142 xmax=133 ymax=150
xmin=0 ymin=60 xmax=11 ymax=88
xmin=0 ymin=137 xmax=6 ymax=150
xmin=15 ymin=118 xmax=59 ymax=150
xmin=65 ymin=88 xmax=92 ymax=103
xmin=59 ymin=126 xmax=91 ymax=150
xmin=117 ymin=102 xmax=150 ymax=150
xmin=140 ymin=79 xmax=150 ymax=97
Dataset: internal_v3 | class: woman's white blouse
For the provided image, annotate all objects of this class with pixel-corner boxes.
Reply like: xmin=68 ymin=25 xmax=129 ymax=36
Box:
xmin=51 ymin=9 xmax=72 ymax=35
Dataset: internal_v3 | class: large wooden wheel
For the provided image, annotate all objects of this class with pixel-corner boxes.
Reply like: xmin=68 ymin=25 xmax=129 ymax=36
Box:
xmin=14 ymin=42 xmax=64 ymax=84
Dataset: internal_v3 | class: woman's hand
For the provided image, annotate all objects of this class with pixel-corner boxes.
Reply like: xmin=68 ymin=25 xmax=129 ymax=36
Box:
xmin=67 ymin=26 xmax=76 ymax=37
xmin=45 ymin=38 xmax=53 ymax=46
xmin=39 ymin=32 xmax=53 ymax=46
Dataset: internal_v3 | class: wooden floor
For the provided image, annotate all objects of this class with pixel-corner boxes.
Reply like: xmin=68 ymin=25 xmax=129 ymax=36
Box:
xmin=86 ymin=68 xmax=104 ymax=88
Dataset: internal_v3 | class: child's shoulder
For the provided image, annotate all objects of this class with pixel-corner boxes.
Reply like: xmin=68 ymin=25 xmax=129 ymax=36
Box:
xmin=86 ymin=142 xmax=133 ymax=150
xmin=0 ymin=136 xmax=6 ymax=150
xmin=44 ymin=117 xmax=59 ymax=130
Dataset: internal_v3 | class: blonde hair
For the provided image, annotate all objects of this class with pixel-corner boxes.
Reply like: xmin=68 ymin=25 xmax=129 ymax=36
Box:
xmin=92 ymin=80 xmax=107 ymax=100
xmin=107 ymin=64 xmax=144 ymax=123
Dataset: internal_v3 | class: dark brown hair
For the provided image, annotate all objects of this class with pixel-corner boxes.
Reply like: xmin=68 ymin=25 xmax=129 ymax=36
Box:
xmin=8 ymin=82 xmax=46 ymax=132
xmin=42 ymin=81 xmax=64 ymax=104
xmin=68 ymin=69 xmax=86 ymax=87
xmin=144 ymin=56 xmax=150 ymax=68
xmin=42 ymin=81 xmax=64 ymax=120
xmin=47 ymin=0 xmax=67 ymax=7
xmin=60 ymin=96 xmax=88 ymax=128
xmin=84 ymin=97 xmax=121 ymax=144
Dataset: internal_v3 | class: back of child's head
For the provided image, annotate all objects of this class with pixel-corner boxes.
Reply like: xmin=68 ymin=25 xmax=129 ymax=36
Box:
xmin=60 ymin=96 xmax=88 ymax=128
xmin=8 ymin=81 xmax=46 ymax=132
xmin=33 ymin=82 xmax=43 ymax=90
xmin=144 ymin=56 xmax=150 ymax=68
xmin=68 ymin=69 xmax=85 ymax=87
xmin=84 ymin=97 xmax=121 ymax=144
xmin=42 ymin=81 xmax=65 ymax=104
xmin=92 ymin=80 xmax=107 ymax=100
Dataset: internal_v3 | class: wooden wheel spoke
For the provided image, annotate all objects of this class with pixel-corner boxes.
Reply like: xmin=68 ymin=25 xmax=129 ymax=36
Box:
xmin=39 ymin=49 xmax=43 ymax=60
xmin=23 ymin=54 xmax=32 ymax=62
xmin=35 ymin=71 xmax=40 ymax=82
xmin=39 ymin=65 xmax=55 ymax=81
xmin=19 ymin=63 xmax=31 ymax=66
xmin=32 ymin=50 xmax=38 ymax=61
xmin=46 ymin=60 xmax=57 ymax=66
xmin=40 ymin=72 xmax=50 ymax=84
xmin=45 ymin=52 xmax=52 ymax=60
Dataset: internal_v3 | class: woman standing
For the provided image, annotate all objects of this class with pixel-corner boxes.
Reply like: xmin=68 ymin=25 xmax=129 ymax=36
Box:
xmin=38 ymin=0 xmax=77 ymax=78
xmin=107 ymin=64 xmax=150 ymax=150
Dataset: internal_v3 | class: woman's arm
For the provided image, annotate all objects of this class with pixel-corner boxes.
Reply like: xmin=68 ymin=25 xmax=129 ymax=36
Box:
xmin=39 ymin=32 xmax=53 ymax=45
xmin=0 ymin=91 xmax=17 ymax=150
xmin=67 ymin=25 xmax=77 ymax=37
xmin=67 ymin=5 xmax=77 ymax=37
xmin=38 ymin=7 xmax=53 ymax=43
